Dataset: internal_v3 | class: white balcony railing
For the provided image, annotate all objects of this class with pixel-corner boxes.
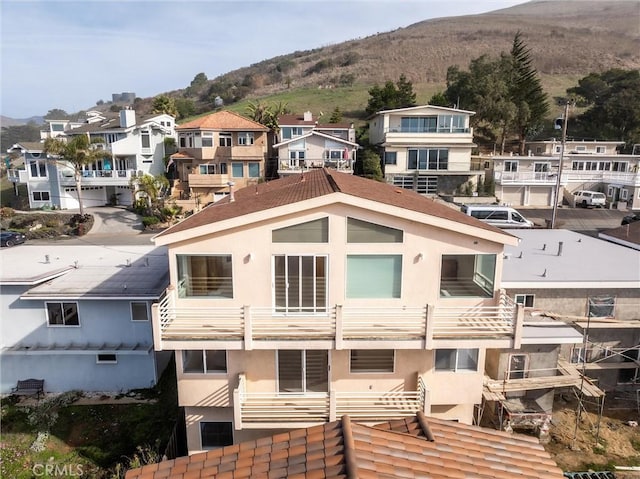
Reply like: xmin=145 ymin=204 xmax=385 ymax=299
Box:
xmin=278 ymin=158 xmax=354 ymax=174
xmin=155 ymin=290 xmax=521 ymax=349
xmin=58 ymin=169 xmax=136 ymax=185
xmin=496 ymin=169 xmax=640 ymax=187
xmin=233 ymin=373 xmax=427 ymax=429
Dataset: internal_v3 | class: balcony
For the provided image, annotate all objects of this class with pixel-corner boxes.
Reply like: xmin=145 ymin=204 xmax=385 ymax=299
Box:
xmin=232 ymin=373 xmax=427 ymax=429
xmin=494 ymin=171 xmax=561 ymax=186
xmin=152 ymin=290 xmax=522 ymax=351
xmin=495 ymin=169 xmax=640 ymax=187
xmin=382 ymin=127 xmax=474 ymax=146
xmin=277 ymin=158 xmax=354 ymax=175
xmin=58 ymin=169 xmax=135 ymax=186
xmin=187 ymin=173 xmax=230 ymax=188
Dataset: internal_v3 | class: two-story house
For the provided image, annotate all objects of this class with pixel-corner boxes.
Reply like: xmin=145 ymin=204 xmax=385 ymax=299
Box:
xmin=492 ymin=139 xmax=640 ymax=209
xmin=1 ymin=244 xmax=169 ymax=394
xmin=9 ymin=109 xmax=176 ymax=209
xmin=368 ymin=105 xmax=478 ymax=196
xmin=167 ymin=111 xmax=269 ymax=206
xmin=273 ymin=111 xmax=359 ymax=176
xmin=151 ymin=168 xmax=526 ymax=454
xmin=500 ymin=229 xmax=640 ymax=393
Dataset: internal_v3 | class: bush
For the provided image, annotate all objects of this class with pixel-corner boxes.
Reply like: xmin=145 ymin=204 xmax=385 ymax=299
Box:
xmin=142 ymin=216 xmax=160 ymax=227
xmin=0 ymin=207 xmax=15 ymax=219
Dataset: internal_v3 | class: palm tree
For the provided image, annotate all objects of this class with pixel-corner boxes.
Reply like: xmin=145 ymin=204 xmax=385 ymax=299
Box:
xmin=43 ymin=135 xmax=110 ymax=216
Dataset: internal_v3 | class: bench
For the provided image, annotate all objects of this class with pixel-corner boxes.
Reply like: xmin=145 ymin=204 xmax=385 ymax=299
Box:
xmin=11 ymin=379 xmax=45 ymax=400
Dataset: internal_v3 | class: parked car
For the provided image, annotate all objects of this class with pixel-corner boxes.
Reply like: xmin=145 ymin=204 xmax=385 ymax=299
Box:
xmin=460 ymin=205 xmax=534 ymax=228
xmin=0 ymin=231 xmax=26 ymax=247
xmin=621 ymin=213 xmax=640 ymax=225
xmin=573 ymin=190 xmax=606 ymax=208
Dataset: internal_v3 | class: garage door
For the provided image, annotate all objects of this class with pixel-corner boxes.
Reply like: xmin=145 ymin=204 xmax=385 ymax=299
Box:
xmin=62 ymin=187 xmax=106 ymax=209
xmin=528 ymin=186 xmax=552 ymax=206
xmin=500 ymin=187 xmax=524 ymax=206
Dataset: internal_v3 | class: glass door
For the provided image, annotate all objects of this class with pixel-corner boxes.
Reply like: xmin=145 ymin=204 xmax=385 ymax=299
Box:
xmin=277 ymin=350 xmax=328 ymax=393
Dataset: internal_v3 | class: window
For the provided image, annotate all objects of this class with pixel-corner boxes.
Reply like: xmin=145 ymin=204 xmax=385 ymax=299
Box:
xmin=407 ymin=149 xmax=448 ymax=170
xmin=621 ymin=189 xmax=629 ymax=200
xmin=281 ymin=127 xmax=303 ymax=140
xmin=274 ymin=255 xmax=327 ymax=313
xmin=131 ymin=302 xmax=149 ymax=321
xmin=51 ymin=123 xmax=65 ymax=132
xmin=596 ymin=146 xmax=606 ymax=154
xmin=278 ymin=350 xmax=328 ymax=392
xmin=177 ymin=255 xmax=233 ymax=298
xmin=141 ymin=130 xmax=151 ymax=149
xmin=272 ymin=218 xmax=328 ymax=243
xmin=200 ymin=422 xmax=233 ymax=449
xmin=588 ymin=296 xmax=615 ymax=318
xmin=30 ymin=160 xmax=47 ymax=178
xmin=400 ymin=116 xmax=436 ymax=133
xmin=575 ymin=145 xmax=586 ymax=152
xmin=440 ymin=254 xmax=495 ymax=297
xmin=32 ymin=191 xmax=50 ymax=201
xmin=346 ymin=255 xmax=401 ymax=299
xmin=508 ymin=354 xmax=528 ymax=379
xmin=514 ymin=294 xmax=534 ymax=308
xmin=555 ymin=145 xmax=562 ymax=153
xmin=199 ymin=164 xmax=216 ymax=175
xmin=248 ymin=162 xmax=260 ymax=178
xmin=435 ymin=349 xmax=478 ymax=372
xmin=201 ymin=132 xmax=214 ymax=147
xmin=504 ymin=161 xmax=518 ymax=172
xmin=618 ymin=349 xmax=640 ymax=384
xmin=347 ymin=218 xmax=403 ymax=243
xmin=219 ymin=133 xmax=232 ymax=147
xmin=46 ymin=302 xmax=80 ymax=326
xmin=384 ymin=151 xmax=397 ymax=165
xmin=350 ymin=350 xmax=394 ymax=373
xmin=237 ymin=132 xmax=254 ymax=146
xmin=97 ymin=354 xmax=117 ymax=364
xmin=183 ymin=350 xmax=227 ymax=373
xmin=231 ymin=162 xmax=243 ymax=178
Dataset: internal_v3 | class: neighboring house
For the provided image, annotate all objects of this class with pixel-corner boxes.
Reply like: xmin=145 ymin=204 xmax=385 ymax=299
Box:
xmin=0 ymin=245 xmax=170 ymax=393
xmin=9 ymin=109 xmax=176 ymax=209
xmin=151 ymin=168 xmax=525 ymax=454
xmin=39 ymin=111 xmax=107 ymax=140
xmin=492 ymin=139 xmax=640 ymax=209
xmin=168 ymin=111 xmax=269 ymax=206
xmin=500 ymin=229 xmax=640 ymax=393
xmin=368 ymin=105 xmax=479 ymax=196
xmin=126 ymin=413 xmax=564 ymax=479
xmin=274 ymin=111 xmax=358 ymax=176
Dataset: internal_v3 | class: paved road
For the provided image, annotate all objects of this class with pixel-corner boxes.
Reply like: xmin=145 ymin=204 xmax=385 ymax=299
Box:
xmin=518 ymin=206 xmax=628 ymax=236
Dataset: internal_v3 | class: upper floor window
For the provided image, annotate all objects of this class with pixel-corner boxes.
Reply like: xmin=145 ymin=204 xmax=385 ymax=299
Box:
xmin=281 ymin=127 xmax=303 ymax=140
xmin=400 ymin=116 xmax=436 ymax=133
xmin=47 ymin=302 xmax=80 ymax=326
xmin=141 ymin=130 xmax=151 ymax=149
xmin=199 ymin=164 xmax=216 ymax=175
xmin=177 ymin=255 xmax=233 ymax=298
xmin=219 ymin=133 xmax=232 ymax=147
xmin=231 ymin=162 xmax=243 ymax=178
xmin=514 ymin=294 xmax=534 ymax=308
xmin=588 ymin=296 xmax=615 ymax=318
xmin=504 ymin=160 xmax=518 ymax=172
xmin=440 ymin=254 xmax=495 ymax=298
xmin=201 ymin=132 xmax=214 ymax=147
xmin=30 ymin=160 xmax=47 ymax=178
xmin=408 ymin=149 xmax=448 ymax=170
xmin=346 ymin=255 xmax=401 ymax=299
xmin=596 ymin=146 xmax=606 ymax=154
xmin=384 ymin=152 xmax=397 ymax=165
xmin=51 ymin=123 xmax=65 ymax=132
xmin=350 ymin=350 xmax=395 ymax=373
xmin=347 ymin=218 xmax=403 ymax=243
xmin=248 ymin=162 xmax=260 ymax=178
xmin=238 ymin=132 xmax=254 ymax=146
xmin=131 ymin=302 xmax=150 ymax=321
xmin=272 ymin=218 xmax=328 ymax=243
xmin=179 ymin=133 xmax=194 ymax=148
xmin=435 ymin=349 xmax=478 ymax=372
xmin=437 ymin=114 xmax=466 ymax=133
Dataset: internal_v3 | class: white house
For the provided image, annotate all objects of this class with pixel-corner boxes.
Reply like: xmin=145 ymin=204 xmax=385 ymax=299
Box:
xmin=0 ymin=244 xmax=170 ymax=394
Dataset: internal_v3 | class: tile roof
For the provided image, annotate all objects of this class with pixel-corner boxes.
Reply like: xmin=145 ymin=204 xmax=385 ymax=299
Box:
xmin=155 ymin=168 xmax=510 ymax=240
xmin=125 ymin=413 xmax=564 ymax=479
xmin=177 ymin=111 xmax=269 ymax=131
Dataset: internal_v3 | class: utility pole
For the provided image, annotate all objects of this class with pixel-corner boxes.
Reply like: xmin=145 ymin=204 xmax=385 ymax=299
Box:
xmin=551 ymin=102 xmax=570 ymax=229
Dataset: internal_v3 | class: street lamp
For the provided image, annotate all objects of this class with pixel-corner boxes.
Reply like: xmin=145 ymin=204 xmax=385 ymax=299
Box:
xmin=550 ymin=102 xmax=570 ymax=229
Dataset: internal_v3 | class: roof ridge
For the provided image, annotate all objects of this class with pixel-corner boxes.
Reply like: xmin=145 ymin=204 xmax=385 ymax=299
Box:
xmin=341 ymin=415 xmax=358 ymax=479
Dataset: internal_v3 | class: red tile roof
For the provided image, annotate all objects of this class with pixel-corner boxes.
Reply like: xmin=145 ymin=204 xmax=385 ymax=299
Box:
xmin=177 ymin=111 xmax=268 ymax=131
xmin=126 ymin=413 xmax=564 ymax=479
xmin=155 ymin=168 xmax=510 ymax=240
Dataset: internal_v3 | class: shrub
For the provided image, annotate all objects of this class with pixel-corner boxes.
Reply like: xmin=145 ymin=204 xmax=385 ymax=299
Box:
xmin=0 ymin=207 xmax=15 ymax=218
xmin=142 ymin=216 xmax=160 ymax=227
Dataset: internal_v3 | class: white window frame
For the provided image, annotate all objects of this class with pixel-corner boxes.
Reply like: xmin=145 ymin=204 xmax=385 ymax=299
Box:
xmin=96 ymin=354 xmax=117 ymax=364
xmin=182 ymin=350 xmax=228 ymax=374
xmin=514 ymin=294 xmax=535 ymax=308
xmin=219 ymin=133 xmax=232 ymax=147
xmin=508 ymin=353 xmax=528 ymax=379
xmin=29 ymin=160 xmax=48 ymax=179
xmin=435 ymin=348 xmax=479 ymax=373
xmin=46 ymin=301 xmax=80 ymax=327
xmin=504 ymin=160 xmax=518 ymax=172
xmin=140 ymin=129 xmax=151 ymax=149
xmin=596 ymin=146 xmax=606 ymax=154
xmin=130 ymin=301 xmax=150 ymax=321
xmin=199 ymin=164 xmax=216 ymax=175
xmin=621 ymin=189 xmax=629 ymax=200
xmin=32 ymin=191 xmax=51 ymax=202
xmin=237 ymin=132 xmax=254 ymax=146
xmin=201 ymin=132 xmax=214 ymax=148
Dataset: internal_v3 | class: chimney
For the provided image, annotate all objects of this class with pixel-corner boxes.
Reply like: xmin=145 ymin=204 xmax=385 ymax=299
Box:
xmin=119 ymin=108 xmax=136 ymax=128
xmin=303 ymin=111 xmax=313 ymax=122
xmin=557 ymin=241 xmax=564 ymax=256
xmin=227 ymin=181 xmax=235 ymax=202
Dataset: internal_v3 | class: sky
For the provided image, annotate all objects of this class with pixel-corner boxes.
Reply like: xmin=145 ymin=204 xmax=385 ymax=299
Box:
xmin=1 ymin=0 xmax=528 ymax=119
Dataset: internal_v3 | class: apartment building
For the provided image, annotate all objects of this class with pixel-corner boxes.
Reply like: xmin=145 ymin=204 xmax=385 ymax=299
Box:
xmin=368 ymin=105 xmax=479 ymax=196
xmin=151 ymin=168 xmax=525 ymax=454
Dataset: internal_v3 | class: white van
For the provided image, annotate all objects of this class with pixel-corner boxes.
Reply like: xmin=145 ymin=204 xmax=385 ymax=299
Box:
xmin=460 ymin=205 xmax=534 ymax=228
